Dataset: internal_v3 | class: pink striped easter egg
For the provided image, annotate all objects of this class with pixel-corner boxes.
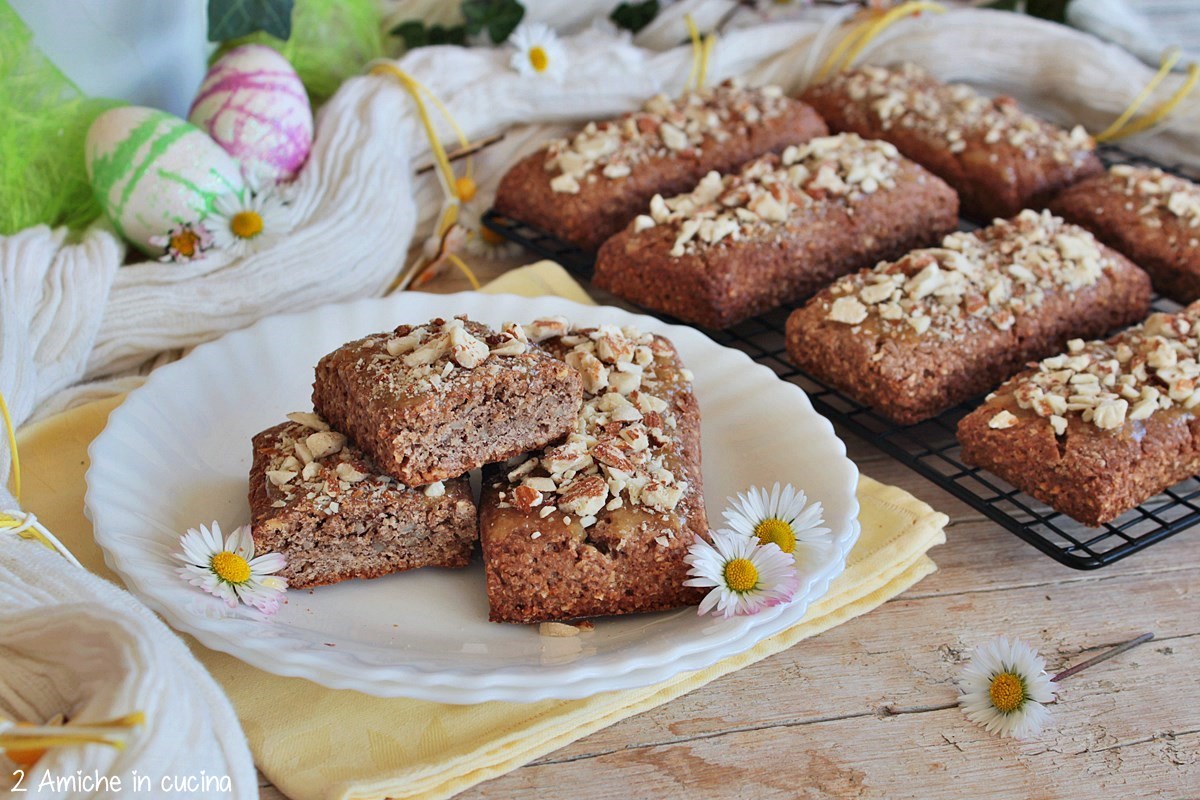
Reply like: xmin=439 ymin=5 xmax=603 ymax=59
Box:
xmin=189 ymin=45 xmax=313 ymax=183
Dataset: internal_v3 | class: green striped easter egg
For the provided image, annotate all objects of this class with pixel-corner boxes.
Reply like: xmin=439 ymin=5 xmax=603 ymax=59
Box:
xmin=86 ymin=106 xmax=244 ymax=257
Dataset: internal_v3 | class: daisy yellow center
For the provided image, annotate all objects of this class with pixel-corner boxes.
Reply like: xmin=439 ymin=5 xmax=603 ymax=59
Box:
xmin=754 ymin=518 xmax=796 ymax=553
xmin=989 ymin=671 xmax=1025 ymax=714
xmin=723 ymin=557 xmax=758 ymax=593
xmin=455 ymin=176 xmax=478 ymax=202
xmin=211 ymin=551 xmax=252 ymax=584
xmin=528 ymin=46 xmax=549 ymax=73
xmin=169 ymin=228 xmax=201 ymax=258
xmin=230 ymin=210 xmax=264 ymax=240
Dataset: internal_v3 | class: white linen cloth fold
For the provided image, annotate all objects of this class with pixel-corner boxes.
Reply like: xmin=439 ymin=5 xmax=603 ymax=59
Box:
xmin=0 ymin=533 xmax=256 ymax=799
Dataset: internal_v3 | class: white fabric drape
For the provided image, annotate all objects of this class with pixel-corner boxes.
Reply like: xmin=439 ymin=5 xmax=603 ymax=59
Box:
xmin=0 ymin=535 xmax=257 ymax=799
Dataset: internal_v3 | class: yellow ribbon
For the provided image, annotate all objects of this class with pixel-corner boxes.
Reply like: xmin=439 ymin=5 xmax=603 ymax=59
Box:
xmin=0 ymin=389 xmax=82 ymax=567
xmin=815 ymin=1 xmax=946 ymax=81
xmin=447 ymin=253 xmax=482 ymax=291
xmin=0 ymin=389 xmax=20 ymax=502
xmin=1 ymin=713 xmax=146 ymax=763
xmin=684 ymin=14 xmax=717 ymax=93
xmin=1096 ymin=49 xmax=1200 ymax=142
xmin=369 ymin=62 xmax=476 ymax=202
xmin=368 ymin=62 xmax=484 ymax=292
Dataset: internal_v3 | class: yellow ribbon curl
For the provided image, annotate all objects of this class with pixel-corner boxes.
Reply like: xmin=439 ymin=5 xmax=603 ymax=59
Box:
xmin=368 ymin=62 xmax=483 ymax=292
xmin=815 ymin=1 xmax=946 ymax=81
xmin=0 ymin=390 xmax=81 ymax=568
xmin=684 ymin=14 xmax=717 ymax=93
xmin=1096 ymin=48 xmax=1200 ymax=143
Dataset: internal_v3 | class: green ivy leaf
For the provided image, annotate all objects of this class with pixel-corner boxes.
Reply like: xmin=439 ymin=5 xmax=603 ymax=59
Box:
xmin=462 ymin=0 xmax=525 ymax=44
xmin=390 ymin=20 xmax=428 ymax=49
xmin=389 ymin=20 xmax=467 ymax=49
xmin=429 ymin=24 xmax=468 ymax=45
xmin=983 ymin=0 xmax=1071 ymax=21
xmin=207 ymin=0 xmax=295 ymax=42
xmin=610 ymin=0 xmax=660 ymax=34
xmin=1025 ymin=0 xmax=1071 ymax=23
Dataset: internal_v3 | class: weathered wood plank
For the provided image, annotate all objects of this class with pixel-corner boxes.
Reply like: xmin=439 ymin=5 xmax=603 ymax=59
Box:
xmin=505 ymin=568 xmax=1200 ymax=772
xmin=459 ymin=601 xmax=1198 ymax=798
xmin=465 ymin=708 xmax=1198 ymax=799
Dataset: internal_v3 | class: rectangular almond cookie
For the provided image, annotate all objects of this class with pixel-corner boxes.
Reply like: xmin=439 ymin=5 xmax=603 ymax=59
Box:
xmin=802 ymin=62 xmax=1102 ymax=220
xmin=480 ymin=320 xmax=707 ymax=623
xmin=249 ymin=415 xmax=477 ymax=589
xmin=786 ymin=210 xmax=1151 ymax=424
xmin=312 ymin=316 xmax=583 ymax=486
xmin=593 ymin=133 xmax=959 ymax=328
xmin=958 ymin=304 xmax=1200 ymax=526
xmin=1050 ymin=164 xmax=1200 ymax=303
xmin=494 ymin=79 xmax=828 ymax=250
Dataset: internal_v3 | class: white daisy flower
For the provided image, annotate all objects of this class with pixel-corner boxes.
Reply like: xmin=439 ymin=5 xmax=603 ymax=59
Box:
xmin=460 ymin=203 xmax=523 ymax=260
xmin=508 ymin=23 xmax=568 ymax=81
xmin=208 ymin=184 xmax=292 ymax=259
xmin=175 ymin=521 xmax=287 ymax=614
xmin=722 ymin=482 xmax=832 ymax=557
xmin=683 ymin=529 xmax=800 ymax=618
xmin=959 ymin=636 xmax=1056 ymax=739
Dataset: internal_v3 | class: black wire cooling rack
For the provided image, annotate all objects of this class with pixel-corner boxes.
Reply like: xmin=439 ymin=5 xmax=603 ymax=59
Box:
xmin=481 ymin=144 xmax=1200 ymax=569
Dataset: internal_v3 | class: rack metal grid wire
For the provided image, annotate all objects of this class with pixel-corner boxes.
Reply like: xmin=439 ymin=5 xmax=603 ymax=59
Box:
xmin=481 ymin=143 xmax=1200 ymax=569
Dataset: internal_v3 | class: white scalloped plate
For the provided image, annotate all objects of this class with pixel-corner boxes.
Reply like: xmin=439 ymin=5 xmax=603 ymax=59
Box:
xmin=85 ymin=292 xmax=859 ymax=703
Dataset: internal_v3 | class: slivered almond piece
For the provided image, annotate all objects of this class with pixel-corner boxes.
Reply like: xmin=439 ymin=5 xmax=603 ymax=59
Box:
xmin=558 ymin=475 xmax=608 ymax=518
xmin=513 ymin=484 xmax=544 ymax=513
xmin=287 ymin=411 xmax=329 ymax=431
xmin=592 ymin=439 xmax=636 ymax=472
xmin=306 ymin=431 xmax=347 ymax=460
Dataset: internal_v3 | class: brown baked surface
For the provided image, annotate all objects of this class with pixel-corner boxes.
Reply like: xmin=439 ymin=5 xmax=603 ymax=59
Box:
xmin=249 ymin=417 xmax=478 ymax=589
xmin=786 ymin=210 xmax=1152 ymax=425
xmin=1050 ymin=164 xmax=1200 ymax=303
xmin=480 ymin=322 xmax=707 ymax=624
xmin=957 ymin=304 xmax=1200 ymax=526
xmin=493 ymin=80 xmax=828 ymax=251
xmin=801 ymin=62 xmax=1103 ymax=221
xmin=312 ymin=317 xmax=583 ymax=487
xmin=593 ymin=134 xmax=959 ymax=329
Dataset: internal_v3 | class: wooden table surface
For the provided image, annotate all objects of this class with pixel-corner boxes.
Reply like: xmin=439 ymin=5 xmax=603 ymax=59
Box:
xmin=259 ymin=258 xmax=1200 ymax=800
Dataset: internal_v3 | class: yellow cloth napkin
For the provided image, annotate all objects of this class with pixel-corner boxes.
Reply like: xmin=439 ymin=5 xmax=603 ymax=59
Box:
xmin=16 ymin=262 xmax=948 ymax=800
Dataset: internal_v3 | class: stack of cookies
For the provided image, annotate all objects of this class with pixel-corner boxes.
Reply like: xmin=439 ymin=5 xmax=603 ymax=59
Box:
xmin=248 ymin=316 xmax=708 ymax=624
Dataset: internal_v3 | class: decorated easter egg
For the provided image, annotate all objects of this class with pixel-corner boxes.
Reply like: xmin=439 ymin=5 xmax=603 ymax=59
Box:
xmin=189 ymin=45 xmax=313 ymax=183
xmin=86 ymin=106 xmax=244 ymax=257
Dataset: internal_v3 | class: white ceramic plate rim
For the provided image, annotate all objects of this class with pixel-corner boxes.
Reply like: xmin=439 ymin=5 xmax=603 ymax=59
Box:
xmin=86 ymin=292 xmax=859 ymax=703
